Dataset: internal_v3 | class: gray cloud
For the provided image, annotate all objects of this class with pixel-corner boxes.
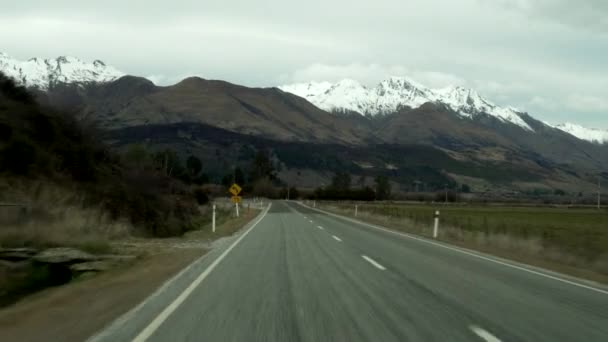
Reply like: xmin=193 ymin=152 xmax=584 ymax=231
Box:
xmin=1 ymin=0 xmax=606 ymax=128
xmin=492 ymin=0 xmax=608 ymax=33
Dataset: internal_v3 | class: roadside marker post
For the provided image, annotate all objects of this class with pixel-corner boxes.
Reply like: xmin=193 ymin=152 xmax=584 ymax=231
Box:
xmin=433 ymin=210 xmax=440 ymax=239
xmin=236 ymin=203 xmax=239 ymax=218
xmin=355 ymin=204 xmax=358 ymax=217
xmin=212 ymin=204 xmax=216 ymax=233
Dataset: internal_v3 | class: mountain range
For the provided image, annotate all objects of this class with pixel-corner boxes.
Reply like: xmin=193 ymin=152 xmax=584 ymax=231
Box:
xmin=1 ymin=53 xmax=606 ymax=193
xmin=0 ymin=53 xmax=123 ymax=90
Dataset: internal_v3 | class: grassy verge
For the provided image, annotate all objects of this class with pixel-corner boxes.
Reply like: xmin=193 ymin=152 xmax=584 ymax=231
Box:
xmin=316 ymin=202 xmax=608 ymax=284
xmin=186 ymin=204 xmax=261 ymax=241
xmin=0 ymin=203 xmax=263 ymax=341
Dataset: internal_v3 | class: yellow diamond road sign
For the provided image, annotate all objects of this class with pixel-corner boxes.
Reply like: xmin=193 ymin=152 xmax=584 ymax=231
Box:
xmin=229 ymin=183 xmax=242 ymax=196
xmin=231 ymin=196 xmax=242 ymax=204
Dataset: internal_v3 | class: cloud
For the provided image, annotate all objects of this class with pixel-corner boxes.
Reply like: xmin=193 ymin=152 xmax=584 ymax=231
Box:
xmin=0 ymin=0 xmax=606 ymax=127
xmin=565 ymin=94 xmax=608 ymax=112
xmin=492 ymin=0 xmax=608 ymax=33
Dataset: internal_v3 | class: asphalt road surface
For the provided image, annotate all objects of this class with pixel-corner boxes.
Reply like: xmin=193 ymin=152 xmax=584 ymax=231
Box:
xmin=90 ymin=201 xmax=608 ymax=342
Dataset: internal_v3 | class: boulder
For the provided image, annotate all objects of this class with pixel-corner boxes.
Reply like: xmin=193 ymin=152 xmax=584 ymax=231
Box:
xmin=70 ymin=261 xmax=113 ymax=272
xmin=33 ymin=248 xmax=98 ymax=264
xmin=98 ymin=254 xmax=137 ymax=262
xmin=0 ymin=247 xmax=38 ymax=261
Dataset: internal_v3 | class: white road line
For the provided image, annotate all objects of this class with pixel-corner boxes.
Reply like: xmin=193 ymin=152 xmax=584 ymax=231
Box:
xmin=317 ymin=226 xmax=324 ymax=230
xmin=470 ymin=326 xmax=502 ymax=342
xmin=332 ymin=235 xmax=342 ymax=242
xmin=302 ymin=204 xmax=608 ymax=296
xmin=309 ymin=220 xmax=313 ymax=223
xmin=362 ymin=255 xmax=386 ymax=270
xmin=131 ymin=204 xmax=272 ymax=342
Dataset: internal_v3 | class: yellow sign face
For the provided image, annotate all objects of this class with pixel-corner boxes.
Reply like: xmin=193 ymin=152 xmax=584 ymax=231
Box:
xmin=229 ymin=183 xmax=242 ymax=196
xmin=230 ymin=196 xmax=242 ymax=204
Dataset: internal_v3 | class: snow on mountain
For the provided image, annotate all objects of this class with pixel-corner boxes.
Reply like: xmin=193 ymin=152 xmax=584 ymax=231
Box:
xmin=554 ymin=122 xmax=608 ymax=144
xmin=0 ymin=52 xmax=124 ymax=90
xmin=280 ymin=76 xmax=534 ymax=131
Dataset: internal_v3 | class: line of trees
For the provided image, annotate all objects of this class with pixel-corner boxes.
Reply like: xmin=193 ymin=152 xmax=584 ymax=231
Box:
xmin=311 ymin=172 xmax=392 ymax=201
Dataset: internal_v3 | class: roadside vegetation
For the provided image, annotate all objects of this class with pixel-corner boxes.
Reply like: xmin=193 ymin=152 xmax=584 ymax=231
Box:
xmin=318 ymin=201 xmax=608 ymax=283
xmin=0 ymin=72 xmax=263 ymax=306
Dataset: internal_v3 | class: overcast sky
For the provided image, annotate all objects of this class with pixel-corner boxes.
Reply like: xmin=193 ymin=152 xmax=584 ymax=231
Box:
xmin=1 ymin=0 xmax=607 ymax=128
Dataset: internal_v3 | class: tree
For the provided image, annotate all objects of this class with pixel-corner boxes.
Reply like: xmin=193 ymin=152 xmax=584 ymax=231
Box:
xmin=289 ymin=186 xmax=300 ymax=199
xmin=186 ymin=155 xmax=202 ymax=177
xmin=124 ymin=144 xmax=149 ymax=170
xmin=234 ymin=167 xmax=245 ymax=185
xmin=332 ymin=172 xmax=351 ymax=191
xmin=375 ymin=176 xmax=391 ymax=200
xmin=152 ymin=149 xmax=184 ymax=178
xmin=251 ymin=149 xmax=274 ymax=181
xmin=252 ymin=177 xmax=277 ymax=198
xmin=357 ymin=175 xmax=367 ymax=187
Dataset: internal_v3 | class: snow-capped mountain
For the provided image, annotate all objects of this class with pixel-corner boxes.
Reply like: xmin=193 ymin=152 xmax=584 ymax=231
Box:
xmin=280 ymin=77 xmax=534 ymax=131
xmin=554 ymin=122 xmax=608 ymax=144
xmin=0 ymin=52 xmax=124 ymax=90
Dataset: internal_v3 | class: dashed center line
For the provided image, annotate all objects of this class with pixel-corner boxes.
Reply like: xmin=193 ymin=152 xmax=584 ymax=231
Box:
xmin=309 ymin=220 xmax=313 ymax=223
xmin=317 ymin=226 xmax=324 ymax=230
xmin=361 ymin=255 xmax=386 ymax=270
xmin=332 ymin=235 xmax=342 ymax=242
xmin=469 ymin=326 xmax=501 ymax=342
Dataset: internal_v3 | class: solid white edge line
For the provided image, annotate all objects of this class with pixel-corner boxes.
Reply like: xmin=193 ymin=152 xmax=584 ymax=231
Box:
xmin=470 ymin=325 xmax=502 ymax=342
xmin=332 ymin=235 xmax=342 ymax=242
xmin=299 ymin=203 xmax=608 ymax=296
xmin=362 ymin=255 xmax=386 ymax=270
xmin=131 ymin=204 xmax=272 ymax=342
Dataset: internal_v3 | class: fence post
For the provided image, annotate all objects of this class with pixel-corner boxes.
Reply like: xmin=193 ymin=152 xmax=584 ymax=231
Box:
xmin=212 ymin=204 xmax=216 ymax=233
xmin=433 ymin=210 xmax=440 ymax=238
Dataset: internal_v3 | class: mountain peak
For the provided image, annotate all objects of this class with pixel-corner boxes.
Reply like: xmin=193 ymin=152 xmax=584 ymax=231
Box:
xmin=280 ymin=76 xmax=534 ymax=131
xmin=554 ymin=122 xmax=608 ymax=144
xmin=0 ymin=53 xmax=124 ymax=90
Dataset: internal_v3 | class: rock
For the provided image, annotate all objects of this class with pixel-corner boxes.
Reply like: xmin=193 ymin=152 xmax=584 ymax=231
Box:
xmin=0 ymin=259 xmax=30 ymax=271
xmin=98 ymin=254 xmax=137 ymax=262
xmin=0 ymin=247 xmax=38 ymax=261
xmin=70 ymin=261 xmax=113 ymax=272
xmin=33 ymin=248 xmax=98 ymax=264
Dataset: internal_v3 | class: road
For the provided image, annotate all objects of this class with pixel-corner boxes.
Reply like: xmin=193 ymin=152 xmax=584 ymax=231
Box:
xmin=90 ymin=201 xmax=608 ymax=342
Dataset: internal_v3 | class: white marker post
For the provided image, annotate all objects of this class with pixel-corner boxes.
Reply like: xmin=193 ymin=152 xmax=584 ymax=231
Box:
xmin=433 ymin=210 xmax=440 ymax=239
xmin=355 ymin=204 xmax=358 ymax=217
xmin=235 ymin=203 xmax=240 ymax=218
xmin=212 ymin=204 xmax=216 ymax=233
xmin=313 ymin=200 xmax=316 ymax=208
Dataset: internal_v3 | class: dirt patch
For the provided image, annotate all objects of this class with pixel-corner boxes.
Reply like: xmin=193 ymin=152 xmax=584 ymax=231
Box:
xmin=0 ymin=248 xmax=203 ymax=342
xmin=0 ymin=207 xmax=261 ymax=342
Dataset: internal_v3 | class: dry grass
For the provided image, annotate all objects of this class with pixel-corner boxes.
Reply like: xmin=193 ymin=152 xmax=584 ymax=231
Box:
xmin=0 ymin=179 xmax=130 ymax=254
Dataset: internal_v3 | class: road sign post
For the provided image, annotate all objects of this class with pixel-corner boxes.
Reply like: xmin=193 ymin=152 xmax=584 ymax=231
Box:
xmin=228 ymin=183 xmax=242 ymax=218
xmin=433 ymin=210 xmax=440 ymax=239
